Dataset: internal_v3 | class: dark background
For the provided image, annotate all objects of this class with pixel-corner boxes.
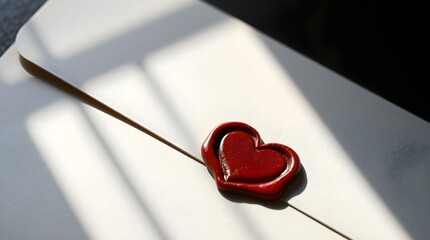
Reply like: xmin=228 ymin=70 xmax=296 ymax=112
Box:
xmin=1 ymin=0 xmax=426 ymax=122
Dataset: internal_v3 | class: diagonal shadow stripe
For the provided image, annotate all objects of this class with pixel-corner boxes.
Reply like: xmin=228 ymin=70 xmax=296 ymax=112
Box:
xmin=20 ymin=55 xmax=205 ymax=167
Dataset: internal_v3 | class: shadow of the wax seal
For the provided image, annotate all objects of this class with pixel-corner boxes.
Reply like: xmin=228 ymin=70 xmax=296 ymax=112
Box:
xmin=220 ymin=165 xmax=307 ymax=210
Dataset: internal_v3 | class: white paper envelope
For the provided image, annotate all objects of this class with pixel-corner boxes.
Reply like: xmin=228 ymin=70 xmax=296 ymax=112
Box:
xmin=1 ymin=45 xmax=342 ymax=240
xmin=15 ymin=0 xmax=430 ymax=239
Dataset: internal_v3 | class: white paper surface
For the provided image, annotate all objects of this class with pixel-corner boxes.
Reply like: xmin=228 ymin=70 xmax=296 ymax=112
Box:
xmin=1 ymin=45 xmax=342 ymax=240
xmin=15 ymin=0 xmax=430 ymax=239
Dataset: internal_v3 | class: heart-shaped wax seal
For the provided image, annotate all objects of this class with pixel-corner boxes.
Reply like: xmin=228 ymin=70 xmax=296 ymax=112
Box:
xmin=201 ymin=122 xmax=300 ymax=200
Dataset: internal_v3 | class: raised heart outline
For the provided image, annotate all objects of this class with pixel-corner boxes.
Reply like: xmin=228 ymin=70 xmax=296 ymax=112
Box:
xmin=201 ymin=122 xmax=301 ymax=200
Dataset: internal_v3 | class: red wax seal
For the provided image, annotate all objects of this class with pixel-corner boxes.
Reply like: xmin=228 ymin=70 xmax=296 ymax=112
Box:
xmin=201 ymin=122 xmax=300 ymax=200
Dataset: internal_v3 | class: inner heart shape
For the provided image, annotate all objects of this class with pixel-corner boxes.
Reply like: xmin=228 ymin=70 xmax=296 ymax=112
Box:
xmin=219 ymin=131 xmax=287 ymax=183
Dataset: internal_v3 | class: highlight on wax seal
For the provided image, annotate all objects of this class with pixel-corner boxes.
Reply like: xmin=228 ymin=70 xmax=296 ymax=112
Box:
xmin=201 ymin=122 xmax=300 ymax=200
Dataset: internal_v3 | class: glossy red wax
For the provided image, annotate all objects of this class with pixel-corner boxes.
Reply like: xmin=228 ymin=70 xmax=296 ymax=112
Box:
xmin=219 ymin=131 xmax=287 ymax=183
xmin=201 ymin=122 xmax=300 ymax=200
